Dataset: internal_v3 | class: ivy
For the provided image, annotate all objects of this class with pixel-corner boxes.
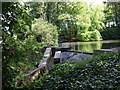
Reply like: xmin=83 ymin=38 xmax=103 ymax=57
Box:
xmin=27 ymin=52 xmax=120 ymax=89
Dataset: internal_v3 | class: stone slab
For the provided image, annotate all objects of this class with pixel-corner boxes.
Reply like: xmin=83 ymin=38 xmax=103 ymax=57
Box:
xmin=54 ymin=51 xmax=61 ymax=64
xmin=61 ymin=52 xmax=92 ymax=62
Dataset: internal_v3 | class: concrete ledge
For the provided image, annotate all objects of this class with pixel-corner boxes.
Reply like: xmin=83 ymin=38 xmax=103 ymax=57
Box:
xmin=94 ymin=47 xmax=120 ymax=54
xmin=49 ymin=46 xmax=71 ymax=55
xmin=38 ymin=48 xmax=52 ymax=68
xmin=94 ymin=49 xmax=114 ymax=54
xmin=25 ymin=46 xmax=71 ymax=82
xmin=25 ymin=47 xmax=52 ymax=82
xmin=111 ymin=47 xmax=120 ymax=52
xmin=54 ymin=51 xmax=61 ymax=64
xmin=25 ymin=65 xmax=46 ymax=82
xmin=65 ymin=50 xmax=93 ymax=55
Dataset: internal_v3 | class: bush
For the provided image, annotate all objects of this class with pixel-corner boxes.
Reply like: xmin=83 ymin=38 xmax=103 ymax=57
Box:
xmin=77 ymin=30 xmax=102 ymax=41
xmin=101 ymin=26 xmax=120 ymax=40
xmin=2 ymin=35 xmax=45 ymax=89
xmin=31 ymin=18 xmax=58 ymax=45
xmin=26 ymin=52 xmax=120 ymax=89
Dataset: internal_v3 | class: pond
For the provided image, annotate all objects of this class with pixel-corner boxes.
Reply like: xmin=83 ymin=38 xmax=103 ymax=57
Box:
xmin=62 ymin=40 xmax=120 ymax=53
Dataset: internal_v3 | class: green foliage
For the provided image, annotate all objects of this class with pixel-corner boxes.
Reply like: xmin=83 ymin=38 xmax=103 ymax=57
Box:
xmin=2 ymin=2 xmax=32 ymax=39
xmin=25 ymin=2 xmax=41 ymax=19
xmin=104 ymin=2 xmax=120 ymax=26
xmin=28 ymin=2 xmax=104 ymax=42
xmin=57 ymin=2 xmax=89 ymax=41
xmin=2 ymin=1 xmax=120 ymax=89
xmin=102 ymin=2 xmax=120 ymax=40
xmin=2 ymin=3 xmax=34 ymax=88
xmin=57 ymin=2 xmax=104 ymax=41
xmin=78 ymin=30 xmax=102 ymax=41
xmin=31 ymin=18 xmax=58 ymax=45
xmin=104 ymin=5 xmax=115 ymax=25
xmin=101 ymin=26 xmax=120 ymax=40
xmin=24 ymin=2 xmax=120 ymax=41
xmin=2 ymin=2 xmax=58 ymax=89
xmin=89 ymin=5 xmax=105 ymax=31
xmin=3 ymin=33 xmax=44 ymax=88
xmin=26 ymin=52 xmax=120 ymax=89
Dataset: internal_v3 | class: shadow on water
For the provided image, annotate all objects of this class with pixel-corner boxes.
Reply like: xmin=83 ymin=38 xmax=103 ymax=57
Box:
xmin=62 ymin=40 xmax=120 ymax=53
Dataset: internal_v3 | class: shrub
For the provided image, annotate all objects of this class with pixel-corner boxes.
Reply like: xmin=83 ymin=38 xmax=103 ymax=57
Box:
xmin=101 ymin=26 xmax=120 ymax=40
xmin=2 ymin=35 xmax=44 ymax=89
xmin=31 ymin=18 xmax=58 ymax=45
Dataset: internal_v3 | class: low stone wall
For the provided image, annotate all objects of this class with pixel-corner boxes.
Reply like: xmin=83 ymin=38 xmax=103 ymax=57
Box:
xmin=25 ymin=46 xmax=120 ymax=82
xmin=65 ymin=50 xmax=93 ymax=55
xmin=111 ymin=47 xmax=120 ymax=52
xmin=25 ymin=46 xmax=71 ymax=82
xmin=25 ymin=48 xmax=52 ymax=82
xmin=94 ymin=47 xmax=120 ymax=54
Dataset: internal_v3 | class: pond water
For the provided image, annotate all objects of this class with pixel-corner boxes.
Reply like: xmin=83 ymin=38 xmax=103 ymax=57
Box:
xmin=62 ymin=40 xmax=120 ymax=53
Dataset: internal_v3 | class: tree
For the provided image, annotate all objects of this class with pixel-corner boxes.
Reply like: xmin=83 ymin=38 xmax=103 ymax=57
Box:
xmin=104 ymin=2 xmax=120 ymax=27
xmin=101 ymin=2 xmax=120 ymax=40
xmin=26 ymin=2 xmax=105 ymax=42
xmin=57 ymin=2 xmax=104 ymax=41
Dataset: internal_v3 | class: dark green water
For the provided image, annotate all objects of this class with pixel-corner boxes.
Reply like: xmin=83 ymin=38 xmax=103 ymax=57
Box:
xmin=62 ymin=40 xmax=120 ymax=53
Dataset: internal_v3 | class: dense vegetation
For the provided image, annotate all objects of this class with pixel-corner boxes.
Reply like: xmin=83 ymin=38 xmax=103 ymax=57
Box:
xmin=27 ymin=2 xmax=104 ymax=42
xmin=25 ymin=2 xmax=120 ymax=41
xmin=2 ymin=2 xmax=58 ymax=88
xmin=2 ymin=1 xmax=120 ymax=89
xmin=25 ymin=52 xmax=120 ymax=89
xmin=54 ymin=2 xmax=104 ymax=41
xmin=101 ymin=2 xmax=120 ymax=40
xmin=101 ymin=26 xmax=120 ymax=40
xmin=31 ymin=18 xmax=58 ymax=45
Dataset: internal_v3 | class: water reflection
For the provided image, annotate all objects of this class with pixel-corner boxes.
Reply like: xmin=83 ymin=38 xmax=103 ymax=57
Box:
xmin=62 ymin=40 xmax=120 ymax=53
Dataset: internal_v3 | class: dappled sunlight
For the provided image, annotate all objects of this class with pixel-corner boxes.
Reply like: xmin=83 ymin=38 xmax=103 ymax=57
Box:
xmin=2 ymin=1 xmax=120 ymax=89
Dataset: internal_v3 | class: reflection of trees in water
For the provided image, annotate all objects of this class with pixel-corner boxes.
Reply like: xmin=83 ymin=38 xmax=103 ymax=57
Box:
xmin=102 ymin=42 xmax=120 ymax=49
xmin=68 ymin=42 xmax=102 ymax=53
xmin=79 ymin=43 xmax=102 ymax=52
xmin=62 ymin=41 xmax=120 ymax=53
